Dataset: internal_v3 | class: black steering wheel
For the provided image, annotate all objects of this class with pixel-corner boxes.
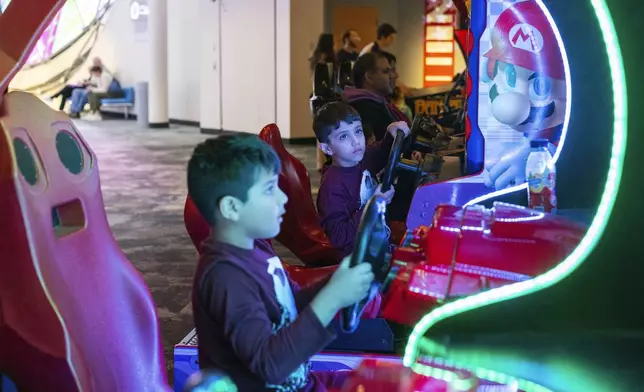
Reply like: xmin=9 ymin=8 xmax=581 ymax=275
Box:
xmin=380 ymin=129 xmax=407 ymax=193
xmin=404 ymin=114 xmax=439 ymax=158
xmin=340 ymin=194 xmax=391 ymax=333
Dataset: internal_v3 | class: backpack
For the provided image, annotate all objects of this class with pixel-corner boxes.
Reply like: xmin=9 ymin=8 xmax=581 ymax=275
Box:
xmin=108 ymin=77 xmax=123 ymax=94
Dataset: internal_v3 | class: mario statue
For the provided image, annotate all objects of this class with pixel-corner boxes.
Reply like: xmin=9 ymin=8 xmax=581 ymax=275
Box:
xmin=481 ymin=0 xmax=567 ymax=190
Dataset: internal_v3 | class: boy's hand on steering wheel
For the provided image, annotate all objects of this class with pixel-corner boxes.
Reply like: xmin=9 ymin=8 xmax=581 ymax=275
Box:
xmin=411 ymin=151 xmax=424 ymax=162
xmin=373 ymin=184 xmax=395 ymax=204
xmin=387 ymin=121 xmax=410 ymax=139
xmin=310 ymin=257 xmax=374 ymax=326
xmin=326 ymin=257 xmax=374 ymax=309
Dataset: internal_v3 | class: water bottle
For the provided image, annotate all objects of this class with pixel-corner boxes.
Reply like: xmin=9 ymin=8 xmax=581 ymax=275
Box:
xmin=526 ymin=139 xmax=557 ymax=213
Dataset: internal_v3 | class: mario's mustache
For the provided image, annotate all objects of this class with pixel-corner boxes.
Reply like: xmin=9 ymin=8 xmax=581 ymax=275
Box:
xmin=519 ymin=101 xmax=555 ymax=125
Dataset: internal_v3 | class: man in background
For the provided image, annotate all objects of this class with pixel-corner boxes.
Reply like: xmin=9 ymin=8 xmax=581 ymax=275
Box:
xmin=336 ymin=29 xmax=361 ymax=64
xmin=359 ymin=23 xmax=397 ymax=56
xmin=343 ymin=52 xmax=398 ymax=142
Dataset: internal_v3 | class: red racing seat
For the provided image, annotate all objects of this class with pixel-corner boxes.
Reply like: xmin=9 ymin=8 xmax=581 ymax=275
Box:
xmin=184 ymin=194 xmax=210 ymax=254
xmin=258 ymin=124 xmax=343 ymax=266
xmin=0 ymin=92 xmax=170 ymax=391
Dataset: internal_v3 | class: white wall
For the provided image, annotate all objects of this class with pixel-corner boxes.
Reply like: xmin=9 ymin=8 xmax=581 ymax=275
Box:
xmin=90 ymin=0 xmax=149 ymax=87
xmin=220 ymin=0 xmax=277 ymax=134
xmin=289 ymin=0 xmax=324 ymax=139
xmin=198 ymin=0 xmax=222 ymax=130
xmin=276 ymin=0 xmax=291 ymax=137
xmin=167 ymin=0 xmax=200 ymax=122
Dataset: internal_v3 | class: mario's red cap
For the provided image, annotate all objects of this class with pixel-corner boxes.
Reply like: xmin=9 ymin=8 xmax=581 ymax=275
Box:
xmin=484 ymin=0 xmax=566 ymax=80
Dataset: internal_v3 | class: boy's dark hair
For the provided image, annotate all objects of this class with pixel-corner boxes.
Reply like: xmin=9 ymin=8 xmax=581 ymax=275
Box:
xmin=353 ymin=52 xmax=385 ymax=89
xmin=187 ymin=134 xmax=280 ymax=226
xmin=312 ymin=102 xmax=361 ymax=143
xmin=90 ymin=65 xmax=102 ymax=73
xmin=377 ymin=23 xmax=397 ymax=39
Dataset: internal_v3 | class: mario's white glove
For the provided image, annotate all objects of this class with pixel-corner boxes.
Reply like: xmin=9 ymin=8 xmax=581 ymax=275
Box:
xmin=484 ymin=142 xmax=531 ymax=190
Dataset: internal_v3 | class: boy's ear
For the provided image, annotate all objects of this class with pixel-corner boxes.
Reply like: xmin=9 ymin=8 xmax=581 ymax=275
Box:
xmin=218 ymin=195 xmax=242 ymax=222
xmin=319 ymin=142 xmax=333 ymax=156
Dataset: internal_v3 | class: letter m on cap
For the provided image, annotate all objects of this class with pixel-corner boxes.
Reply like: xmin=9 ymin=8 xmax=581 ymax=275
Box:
xmin=509 ymin=23 xmax=544 ymax=53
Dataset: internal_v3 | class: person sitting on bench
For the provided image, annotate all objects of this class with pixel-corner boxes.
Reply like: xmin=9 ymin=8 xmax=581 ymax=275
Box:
xmin=73 ymin=66 xmax=123 ymax=121
xmin=49 ymin=57 xmax=106 ymax=111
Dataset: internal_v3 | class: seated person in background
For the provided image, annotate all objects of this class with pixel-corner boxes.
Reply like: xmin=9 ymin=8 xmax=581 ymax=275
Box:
xmin=378 ymin=51 xmax=413 ymax=123
xmin=310 ymin=33 xmax=337 ymax=171
xmin=314 ymin=102 xmax=410 ymax=257
xmin=309 ymin=33 xmax=336 ymax=75
xmin=392 ymin=86 xmax=412 ymax=122
xmin=359 ymin=23 xmax=396 ymax=57
xmin=380 ymin=51 xmax=419 ymax=100
xmin=85 ymin=69 xmax=124 ymax=121
xmin=187 ymin=134 xmax=375 ymax=391
xmin=68 ymin=65 xmax=112 ymax=119
xmin=343 ymin=52 xmax=408 ymax=142
xmin=336 ymin=29 xmax=361 ymax=64
xmin=49 ymin=57 xmax=105 ymax=111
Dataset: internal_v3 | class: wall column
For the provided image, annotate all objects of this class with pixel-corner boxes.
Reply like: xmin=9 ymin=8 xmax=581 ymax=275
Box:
xmin=198 ymin=0 xmax=222 ymax=132
xmin=147 ymin=0 xmax=169 ymax=127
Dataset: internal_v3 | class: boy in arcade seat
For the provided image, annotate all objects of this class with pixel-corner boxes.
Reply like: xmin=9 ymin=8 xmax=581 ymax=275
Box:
xmin=187 ymin=134 xmax=375 ymax=391
xmin=314 ymin=102 xmax=410 ymax=258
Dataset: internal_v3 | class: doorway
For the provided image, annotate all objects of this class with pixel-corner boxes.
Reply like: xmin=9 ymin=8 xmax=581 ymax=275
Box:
xmin=331 ymin=5 xmax=379 ymax=52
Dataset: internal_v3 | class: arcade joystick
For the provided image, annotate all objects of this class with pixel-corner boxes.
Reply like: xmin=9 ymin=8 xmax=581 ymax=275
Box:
xmin=182 ymin=371 xmax=238 ymax=392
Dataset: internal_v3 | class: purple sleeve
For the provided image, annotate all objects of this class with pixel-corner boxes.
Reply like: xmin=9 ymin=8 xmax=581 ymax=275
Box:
xmin=362 ymin=132 xmax=394 ymax=175
xmin=317 ymin=180 xmax=362 ymax=256
xmin=259 ymin=239 xmax=331 ymax=310
xmin=202 ymin=263 xmax=336 ymax=385
xmin=290 ymin=275 xmax=332 ymax=311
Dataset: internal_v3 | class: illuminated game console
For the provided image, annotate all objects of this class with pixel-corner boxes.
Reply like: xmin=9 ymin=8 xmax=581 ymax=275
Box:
xmin=173 ymin=329 xmax=394 ymax=391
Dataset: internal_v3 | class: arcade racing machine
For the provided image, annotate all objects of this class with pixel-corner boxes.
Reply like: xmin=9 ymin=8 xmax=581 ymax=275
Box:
xmin=175 ymin=0 xmax=628 ymax=390
xmin=360 ymin=0 xmax=637 ymax=390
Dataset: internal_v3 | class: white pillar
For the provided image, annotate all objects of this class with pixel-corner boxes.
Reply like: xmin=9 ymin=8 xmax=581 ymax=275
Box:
xmin=198 ymin=0 xmax=222 ymax=132
xmin=147 ymin=0 xmax=169 ymax=127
